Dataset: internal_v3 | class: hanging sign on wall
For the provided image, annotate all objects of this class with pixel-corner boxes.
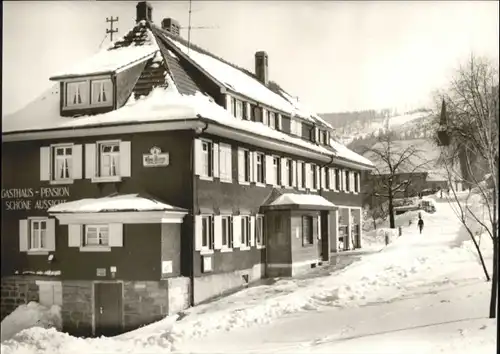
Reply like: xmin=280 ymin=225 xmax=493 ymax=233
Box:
xmin=143 ymin=146 xmax=169 ymax=167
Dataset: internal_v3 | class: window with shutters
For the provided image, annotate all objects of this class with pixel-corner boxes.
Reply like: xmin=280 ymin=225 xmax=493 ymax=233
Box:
xmin=64 ymin=78 xmax=113 ymax=110
xmin=202 ymin=215 xmax=214 ymax=250
xmin=97 ymin=141 xmax=120 ymax=177
xmin=272 ymin=156 xmax=281 ymax=185
xmin=201 ymin=140 xmax=213 ymax=178
xmin=84 ymin=225 xmax=109 ymax=246
xmin=30 ymin=219 xmax=48 ymax=251
xmin=302 ymin=215 xmax=314 ymax=246
xmin=345 ymin=170 xmax=350 ymax=191
xmin=221 ymin=216 xmax=233 ymax=249
xmin=335 ymin=169 xmax=340 ymax=190
xmin=256 ymin=215 xmax=264 ymax=247
xmin=52 ymin=145 xmax=73 ymax=181
xmin=256 ymin=152 xmax=265 ymax=184
xmin=240 ymin=216 xmax=251 ymax=248
xmin=285 ymin=159 xmax=292 ymax=187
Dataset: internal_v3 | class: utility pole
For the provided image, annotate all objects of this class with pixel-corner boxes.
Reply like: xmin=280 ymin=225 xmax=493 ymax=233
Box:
xmin=106 ymin=16 xmax=119 ymax=42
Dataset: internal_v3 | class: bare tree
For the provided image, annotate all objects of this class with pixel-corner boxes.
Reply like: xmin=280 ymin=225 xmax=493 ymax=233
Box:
xmin=362 ymin=132 xmax=432 ymax=228
xmin=435 ymin=54 xmax=498 ymax=319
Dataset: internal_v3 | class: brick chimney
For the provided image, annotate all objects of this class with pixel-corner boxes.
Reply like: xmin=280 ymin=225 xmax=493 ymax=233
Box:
xmin=136 ymin=1 xmax=153 ymax=23
xmin=162 ymin=18 xmax=181 ymax=36
xmin=255 ymin=51 xmax=269 ymax=86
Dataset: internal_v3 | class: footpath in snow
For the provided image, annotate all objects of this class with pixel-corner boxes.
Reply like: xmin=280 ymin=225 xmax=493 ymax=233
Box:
xmin=0 ymin=195 xmax=495 ymax=354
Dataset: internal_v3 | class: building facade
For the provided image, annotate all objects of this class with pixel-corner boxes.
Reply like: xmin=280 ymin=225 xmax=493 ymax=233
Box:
xmin=1 ymin=1 xmax=373 ymax=337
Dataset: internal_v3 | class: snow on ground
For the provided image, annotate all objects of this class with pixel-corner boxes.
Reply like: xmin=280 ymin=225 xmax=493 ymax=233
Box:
xmin=1 ymin=195 xmax=495 ymax=353
xmin=1 ymin=302 xmax=61 ymax=342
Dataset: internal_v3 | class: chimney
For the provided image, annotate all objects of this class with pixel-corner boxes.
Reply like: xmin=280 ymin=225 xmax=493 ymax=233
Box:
xmin=255 ymin=51 xmax=269 ymax=86
xmin=136 ymin=1 xmax=153 ymax=23
xmin=162 ymin=18 xmax=181 ymax=36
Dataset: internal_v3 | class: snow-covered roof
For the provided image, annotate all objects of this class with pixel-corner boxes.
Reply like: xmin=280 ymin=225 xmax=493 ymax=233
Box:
xmin=50 ymin=45 xmax=157 ymax=79
xmin=329 ymin=138 xmax=374 ymax=167
xmin=268 ymin=193 xmax=336 ymax=209
xmin=48 ymin=193 xmax=186 ymax=213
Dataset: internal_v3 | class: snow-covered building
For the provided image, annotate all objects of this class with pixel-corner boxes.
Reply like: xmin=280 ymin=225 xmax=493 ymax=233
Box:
xmin=1 ymin=1 xmax=373 ymax=337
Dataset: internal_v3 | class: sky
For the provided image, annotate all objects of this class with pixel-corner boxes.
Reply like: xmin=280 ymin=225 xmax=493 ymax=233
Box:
xmin=2 ymin=1 xmax=499 ymax=116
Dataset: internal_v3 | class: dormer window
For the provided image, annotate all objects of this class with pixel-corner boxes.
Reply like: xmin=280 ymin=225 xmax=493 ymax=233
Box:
xmin=63 ymin=77 xmax=113 ymax=111
xmin=66 ymin=81 xmax=88 ymax=107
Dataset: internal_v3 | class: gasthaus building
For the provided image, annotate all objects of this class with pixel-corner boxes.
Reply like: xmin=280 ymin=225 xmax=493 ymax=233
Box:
xmin=1 ymin=1 xmax=373 ymax=337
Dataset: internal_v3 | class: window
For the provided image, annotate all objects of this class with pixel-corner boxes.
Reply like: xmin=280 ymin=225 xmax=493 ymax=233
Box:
xmin=236 ymin=100 xmax=243 ymax=119
xmin=221 ymin=216 xmax=233 ymax=248
xmin=250 ymin=104 xmax=257 ymax=121
xmin=52 ymin=145 xmax=73 ymax=181
xmin=98 ymin=141 xmax=120 ymax=177
xmin=301 ymin=162 xmax=307 ymax=189
xmin=302 ymin=216 xmax=313 ymax=246
xmin=268 ymin=111 xmax=276 ymax=129
xmin=241 ymin=216 xmax=251 ymax=247
xmin=66 ymin=81 xmax=88 ymax=107
xmin=242 ymin=102 xmax=248 ymax=120
xmin=219 ymin=143 xmax=232 ymax=182
xmin=309 ymin=164 xmax=316 ymax=189
xmin=256 ymin=215 xmax=264 ymax=247
xmin=201 ymin=141 xmax=213 ymax=177
xmin=202 ymin=215 xmax=214 ymax=250
xmin=84 ymin=225 xmax=109 ymax=246
xmin=91 ymin=79 xmax=112 ymax=105
xmin=243 ymin=149 xmax=251 ymax=182
xmin=354 ymin=172 xmax=360 ymax=193
xmin=30 ymin=219 xmax=47 ymax=250
xmin=335 ymin=169 xmax=340 ymax=190
xmin=231 ymin=97 xmax=237 ymax=117
xmin=323 ymin=167 xmax=330 ymax=190
xmin=273 ymin=156 xmax=281 ymax=185
xmin=256 ymin=152 xmax=265 ymax=184
xmin=345 ymin=170 xmax=350 ymax=191
xmin=285 ymin=159 xmax=292 ymax=187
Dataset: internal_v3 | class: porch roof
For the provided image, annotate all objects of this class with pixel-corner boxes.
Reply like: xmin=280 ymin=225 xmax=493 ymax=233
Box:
xmin=48 ymin=193 xmax=187 ymax=214
xmin=261 ymin=193 xmax=337 ymax=211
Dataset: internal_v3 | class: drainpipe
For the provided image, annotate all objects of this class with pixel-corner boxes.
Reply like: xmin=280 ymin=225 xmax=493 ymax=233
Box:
xmin=189 ymin=120 xmax=208 ymax=307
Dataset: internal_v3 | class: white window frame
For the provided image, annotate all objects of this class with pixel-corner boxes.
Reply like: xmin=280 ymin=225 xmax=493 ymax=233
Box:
xmin=84 ymin=224 xmax=110 ymax=248
xmin=242 ymin=149 xmax=251 ymax=183
xmin=51 ymin=143 xmax=74 ymax=183
xmin=272 ymin=156 xmax=281 ymax=186
xmin=255 ymin=215 xmax=265 ymax=249
xmin=200 ymin=140 xmax=214 ymax=180
xmin=29 ymin=218 xmax=49 ymax=252
xmin=201 ymin=215 xmax=214 ymax=252
xmin=96 ymin=140 xmax=121 ymax=179
xmin=256 ymin=152 xmax=265 ymax=185
xmin=91 ymin=79 xmax=113 ymax=106
xmin=221 ymin=215 xmax=233 ymax=252
xmin=240 ymin=216 xmax=251 ymax=250
xmin=284 ymin=159 xmax=292 ymax=187
xmin=65 ymin=81 xmax=88 ymax=108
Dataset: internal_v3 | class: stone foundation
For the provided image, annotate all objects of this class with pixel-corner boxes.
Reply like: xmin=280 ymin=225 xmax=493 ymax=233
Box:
xmin=61 ymin=281 xmax=93 ymax=337
xmin=193 ymin=264 xmax=264 ymax=305
xmin=1 ymin=276 xmax=40 ymax=321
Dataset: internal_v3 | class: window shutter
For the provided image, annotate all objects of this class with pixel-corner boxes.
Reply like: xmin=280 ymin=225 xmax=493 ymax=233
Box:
xmin=280 ymin=158 xmax=286 ymax=186
xmin=329 ymin=168 xmax=335 ymax=190
xmin=314 ymin=127 xmax=319 ymax=143
xmin=68 ymin=224 xmax=82 ymax=247
xmin=226 ymin=95 xmax=232 ymax=113
xmin=316 ymin=166 xmax=321 ymax=189
xmin=262 ymin=108 xmax=268 ymax=126
xmin=349 ymin=172 xmax=354 ymax=192
xmin=305 ymin=163 xmax=311 ymax=189
xmin=225 ymin=145 xmax=233 ymax=181
xmin=71 ymin=144 xmax=83 ymax=180
xmin=237 ymin=148 xmax=245 ymax=183
xmin=219 ymin=145 xmax=226 ymax=180
xmin=292 ymin=160 xmax=297 ymax=187
xmin=290 ymin=120 xmax=296 ymax=135
xmin=119 ymin=141 xmax=131 ymax=177
xmin=357 ymin=172 xmax=361 ymax=193
xmin=45 ymin=219 xmax=56 ymax=251
xmin=194 ymin=139 xmax=203 ymax=176
xmin=320 ymin=167 xmax=326 ymax=190
xmin=250 ymin=216 xmax=256 ymax=246
xmin=40 ymin=147 xmax=51 ymax=181
xmin=265 ymin=155 xmax=273 ymax=185
xmin=232 ymin=215 xmax=241 ymax=248
xmin=297 ymin=162 xmax=303 ymax=188
xmin=342 ymin=170 xmax=346 ymax=191
xmin=249 ymin=151 xmax=255 ymax=183
xmin=214 ymin=215 xmax=222 ymax=250
xmin=85 ymin=144 xmax=96 ymax=179
xmin=252 ymin=151 xmax=258 ymax=182
xmin=109 ymin=223 xmax=123 ymax=247
xmin=19 ymin=219 xmax=28 ymax=252
xmin=245 ymin=102 xmax=251 ymax=120
xmin=213 ymin=143 xmax=220 ymax=178
xmin=277 ymin=114 xmax=283 ymax=131
xmin=317 ymin=215 xmax=322 ymax=240
xmin=194 ymin=215 xmax=203 ymax=251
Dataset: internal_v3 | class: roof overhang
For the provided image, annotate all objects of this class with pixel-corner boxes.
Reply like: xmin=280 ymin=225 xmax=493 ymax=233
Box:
xmin=261 ymin=204 xmax=337 ymax=212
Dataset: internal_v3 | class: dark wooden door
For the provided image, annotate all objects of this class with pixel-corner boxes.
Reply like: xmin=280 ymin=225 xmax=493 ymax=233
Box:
xmin=94 ymin=283 xmax=123 ymax=337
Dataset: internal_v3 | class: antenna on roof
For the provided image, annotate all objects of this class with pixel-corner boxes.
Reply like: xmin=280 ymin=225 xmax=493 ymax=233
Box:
xmin=185 ymin=0 xmax=219 ymax=55
xmin=106 ymin=16 xmax=119 ymax=42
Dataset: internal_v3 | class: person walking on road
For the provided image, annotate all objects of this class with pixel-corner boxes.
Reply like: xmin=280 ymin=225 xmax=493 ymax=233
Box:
xmin=417 ymin=216 xmax=424 ymax=234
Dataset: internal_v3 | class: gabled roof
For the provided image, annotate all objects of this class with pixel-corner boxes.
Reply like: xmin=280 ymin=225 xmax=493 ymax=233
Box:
xmin=262 ymin=192 xmax=337 ymax=211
